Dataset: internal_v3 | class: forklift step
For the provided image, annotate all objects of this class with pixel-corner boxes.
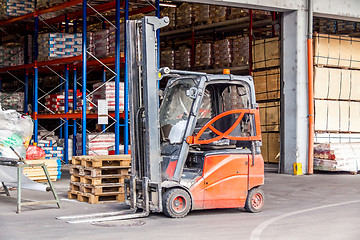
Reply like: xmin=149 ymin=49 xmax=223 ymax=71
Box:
xmin=70 ymin=174 xmax=128 ymax=185
xmin=68 ymin=190 xmax=125 ymax=204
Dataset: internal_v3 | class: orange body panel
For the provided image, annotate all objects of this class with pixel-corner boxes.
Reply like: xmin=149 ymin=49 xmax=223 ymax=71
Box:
xmin=189 ymin=154 xmax=264 ymax=210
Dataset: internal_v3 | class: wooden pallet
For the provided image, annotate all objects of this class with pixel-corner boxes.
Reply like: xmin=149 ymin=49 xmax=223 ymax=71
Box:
xmin=70 ymin=182 xmax=124 ymax=195
xmin=70 ymin=164 xmax=130 ymax=177
xmin=71 ymin=174 xmax=128 ymax=185
xmin=71 ymin=155 xmax=131 ymax=168
xmin=68 ymin=190 xmax=125 ymax=204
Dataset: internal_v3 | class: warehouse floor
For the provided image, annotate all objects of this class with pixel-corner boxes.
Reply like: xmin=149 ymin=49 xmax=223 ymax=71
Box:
xmin=1 ymin=167 xmax=360 ymax=240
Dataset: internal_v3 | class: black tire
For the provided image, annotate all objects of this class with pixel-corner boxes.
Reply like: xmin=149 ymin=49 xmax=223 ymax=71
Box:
xmin=244 ymin=187 xmax=265 ymax=213
xmin=162 ymin=188 xmax=191 ymax=218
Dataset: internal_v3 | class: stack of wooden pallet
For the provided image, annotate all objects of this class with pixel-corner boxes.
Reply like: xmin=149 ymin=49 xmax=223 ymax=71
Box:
xmin=68 ymin=155 xmax=130 ymax=204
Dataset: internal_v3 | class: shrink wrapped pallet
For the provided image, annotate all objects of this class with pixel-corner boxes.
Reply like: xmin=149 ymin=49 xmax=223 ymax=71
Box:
xmin=252 ymin=37 xmax=280 ymax=70
xmin=194 ymin=42 xmax=212 ymax=67
xmin=232 ymin=36 xmax=249 ymax=67
xmin=228 ymin=8 xmax=248 ymax=20
xmin=92 ymin=26 xmax=124 ymax=58
xmin=213 ymin=39 xmax=232 ymax=68
xmin=76 ymin=132 xmax=115 ymax=156
xmin=176 ymin=3 xmax=192 ymax=27
xmin=314 ymin=33 xmax=360 ymax=69
xmin=175 ymin=46 xmax=191 ymax=69
xmin=160 ymin=49 xmax=175 ymax=69
xmin=0 ymin=46 xmax=25 ymax=67
xmin=161 ymin=7 xmax=176 ymax=29
xmin=210 ymin=5 xmax=227 ymax=23
xmin=37 ymin=33 xmax=82 ymax=61
xmin=252 ymin=68 xmax=280 ymax=101
xmin=314 ymin=143 xmax=360 ymax=172
xmin=193 ymin=4 xmax=210 ymax=24
xmin=92 ymin=81 xmax=124 ymax=112
xmin=44 ymin=89 xmax=86 ymax=112
xmin=0 ymin=0 xmax=34 ymax=18
xmin=0 ymin=92 xmax=24 ymax=111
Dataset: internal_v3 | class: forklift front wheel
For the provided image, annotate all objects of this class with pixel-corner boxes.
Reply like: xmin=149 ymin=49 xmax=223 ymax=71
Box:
xmin=162 ymin=188 xmax=191 ymax=218
xmin=245 ymin=187 xmax=265 ymax=213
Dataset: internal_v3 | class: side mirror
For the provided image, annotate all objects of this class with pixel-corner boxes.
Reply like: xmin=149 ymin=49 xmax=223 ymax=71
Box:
xmin=186 ymin=87 xmax=198 ymax=99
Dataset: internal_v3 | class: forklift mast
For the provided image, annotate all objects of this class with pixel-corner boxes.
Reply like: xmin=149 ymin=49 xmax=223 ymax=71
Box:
xmin=127 ymin=16 xmax=169 ymax=212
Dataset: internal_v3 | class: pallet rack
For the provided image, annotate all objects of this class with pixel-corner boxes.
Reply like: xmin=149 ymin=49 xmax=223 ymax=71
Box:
xmin=0 ymin=0 xmax=157 ymax=164
xmin=159 ymin=6 xmax=279 ymax=75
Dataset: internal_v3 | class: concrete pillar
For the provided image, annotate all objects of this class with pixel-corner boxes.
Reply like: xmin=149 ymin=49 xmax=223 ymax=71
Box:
xmin=280 ymin=10 xmax=309 ymax=174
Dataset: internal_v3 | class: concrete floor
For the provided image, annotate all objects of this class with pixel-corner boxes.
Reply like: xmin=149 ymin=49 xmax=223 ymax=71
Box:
xmin=1 ymin=167 xmax=360 ymax=240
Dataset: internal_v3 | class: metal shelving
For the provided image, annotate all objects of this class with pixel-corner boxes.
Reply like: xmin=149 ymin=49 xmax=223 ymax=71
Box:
xmin=0 ymin=0 xmax=157 ymax=164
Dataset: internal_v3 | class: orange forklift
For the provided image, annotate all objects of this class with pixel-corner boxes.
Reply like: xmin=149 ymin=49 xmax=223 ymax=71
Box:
xmin=125 ymin=16 xmax=265 ymax=218
xmin=60 ymin=16 xmax=264 ymax=223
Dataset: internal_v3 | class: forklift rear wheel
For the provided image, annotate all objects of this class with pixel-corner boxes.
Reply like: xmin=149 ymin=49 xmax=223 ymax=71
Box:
xmin=245 ymin=187 xmax=264 ymax=213
xmin=163 ymin=188 xmax=191 ymax=218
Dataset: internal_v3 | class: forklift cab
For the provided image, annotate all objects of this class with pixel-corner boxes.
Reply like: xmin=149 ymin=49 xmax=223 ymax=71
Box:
xmin=158 ymin=73 xmax=264 ymax=217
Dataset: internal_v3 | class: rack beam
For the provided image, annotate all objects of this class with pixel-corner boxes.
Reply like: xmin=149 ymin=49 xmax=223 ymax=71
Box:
xmin=0 ymin=56 xmax=126 ymax=73
xmin=35 ymin=112 xmax=124 ymax=119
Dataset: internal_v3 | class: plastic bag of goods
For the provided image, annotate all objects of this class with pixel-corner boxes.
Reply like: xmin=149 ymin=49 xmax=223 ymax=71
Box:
xmin=26 ymin=145 xmax=46 ymax=160
xmin=0 ymin=106 xmax=34 ymax=159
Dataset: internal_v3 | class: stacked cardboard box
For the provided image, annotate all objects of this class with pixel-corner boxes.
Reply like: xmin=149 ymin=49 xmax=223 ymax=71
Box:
xmin=0 ymin=0 xmax=34 ymax=18
xmin=38 ymin=33 xmax=82 ymax=61
xmin=68 ymin=155 xmax=130 ymax=204
xmin=76 ymin=132 xmax=115 ymax=156
xmin=0 ymin=92 xmax=24 ymax=111
xmin=92 ymin=81 xmax=124 ymax=112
